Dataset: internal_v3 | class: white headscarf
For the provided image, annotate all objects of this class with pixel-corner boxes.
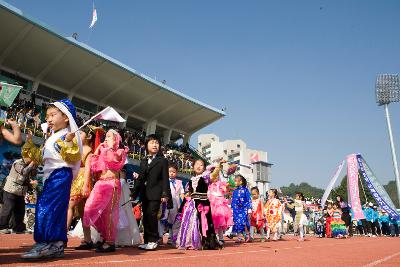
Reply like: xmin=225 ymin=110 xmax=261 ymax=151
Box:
xmin=52 ymin=101 xmax=83 ymax=158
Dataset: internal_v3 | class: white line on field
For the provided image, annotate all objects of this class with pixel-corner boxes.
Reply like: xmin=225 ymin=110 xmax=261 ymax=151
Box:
xmin=15 ymin=239 xmax=375 ymax=267
xmin=363 ymin=251 xmax=400 ymax=267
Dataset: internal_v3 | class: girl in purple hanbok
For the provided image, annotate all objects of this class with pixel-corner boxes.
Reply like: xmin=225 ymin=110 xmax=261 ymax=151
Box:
xmin=176 ymin=159 xmax=221 ymax=250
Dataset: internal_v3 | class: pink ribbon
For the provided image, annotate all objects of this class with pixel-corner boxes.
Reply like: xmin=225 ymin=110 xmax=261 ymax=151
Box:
xmin=197 ymin=204 xmax=209 ymax=237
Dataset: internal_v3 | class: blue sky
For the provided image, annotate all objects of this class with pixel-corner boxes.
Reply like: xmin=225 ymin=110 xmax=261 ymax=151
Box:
xmin=5 ymin=0 xmax=400 ymax=188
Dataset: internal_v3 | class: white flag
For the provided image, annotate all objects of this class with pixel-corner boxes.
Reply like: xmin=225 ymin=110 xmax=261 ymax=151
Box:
xmin=94 ymin=106 xmax=126 ymax=122
xmin=321 ymin=160 xmax=345 ymax=207
xmin=89 ymin=8 xmax=97 ymax=28
xmin=41 ymin=122 xmax=48 ymax=133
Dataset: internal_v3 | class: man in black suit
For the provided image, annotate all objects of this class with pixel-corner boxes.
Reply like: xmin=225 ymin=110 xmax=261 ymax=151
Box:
xmin=132 ymin=134 xmax=171 ymax=250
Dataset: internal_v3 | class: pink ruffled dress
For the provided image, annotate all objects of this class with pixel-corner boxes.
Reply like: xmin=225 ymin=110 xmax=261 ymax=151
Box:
xmin=83 ymin=135 xmax=128 ymax=243
xmin=207 ymin=181 xmax=233 ymax=231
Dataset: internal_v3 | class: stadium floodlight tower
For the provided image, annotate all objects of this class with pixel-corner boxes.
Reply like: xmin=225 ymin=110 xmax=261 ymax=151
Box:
xmin=376 ymin=74 xmax=400 ymax=206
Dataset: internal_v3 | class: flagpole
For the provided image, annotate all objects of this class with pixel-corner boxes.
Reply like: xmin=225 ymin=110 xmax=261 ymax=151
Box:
xmin=75 ymin=108 xmax=105 ymax=133
xmin=87 ymin=1 xmax=95 ymax=44
xmin=87 ymin=28 xmax=93 ymax=44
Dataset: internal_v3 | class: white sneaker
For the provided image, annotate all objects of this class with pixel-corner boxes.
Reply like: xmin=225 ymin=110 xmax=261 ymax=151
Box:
xmin=372 ymin=235 xmax=377 ymax=238
xmin=138 ymin=243 xmax=147 ymax=250
xmin=21 ymin=242 xmax=64 ymax=259
xmin=144 ymin=242 xmax=158 ymax=251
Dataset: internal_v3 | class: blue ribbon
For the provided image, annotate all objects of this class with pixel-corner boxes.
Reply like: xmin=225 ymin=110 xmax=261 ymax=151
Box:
xmin=357 ymin=154 xmax=399 ymax=220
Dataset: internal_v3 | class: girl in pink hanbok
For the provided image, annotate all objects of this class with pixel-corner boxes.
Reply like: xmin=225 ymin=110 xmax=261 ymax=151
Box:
xmin=83 ymin=129 xmax=128 ymax=253
xmin=207 ymin=162 xmax=233 ymax=245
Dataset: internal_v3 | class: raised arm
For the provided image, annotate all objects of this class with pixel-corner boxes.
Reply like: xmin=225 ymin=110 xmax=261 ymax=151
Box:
xmin=21 ymin=132 xmax=42 ymax=165
xmin=1 ymin=119 xmax=22 ymax=145
xmin=56 ymin=133 xmax=81 ymax=163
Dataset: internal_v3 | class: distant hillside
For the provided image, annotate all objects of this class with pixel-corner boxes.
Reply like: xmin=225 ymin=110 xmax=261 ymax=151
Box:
xmin=280 ymin=182 xmax=325 ymax=199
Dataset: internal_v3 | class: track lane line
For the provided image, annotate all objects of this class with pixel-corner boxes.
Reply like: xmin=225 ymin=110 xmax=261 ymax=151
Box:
xmin=17 ymin=241 xmax=367 ymax=267
xmin=363 ymin=251 xmax=400 ymax=267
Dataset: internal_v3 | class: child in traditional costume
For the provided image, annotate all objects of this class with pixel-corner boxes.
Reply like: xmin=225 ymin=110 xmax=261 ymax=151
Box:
xmin=314 ymin=206 xmax=325 ymax=238
xmin=67 ymin=127 xmax=100 ymax=250
xmin=116 ymin=165 xmax=141 ymax=247
xmin=286 ymin=192 xmax=307 ymax=241
xmin=159 ymin=163 xmax=184 ymax=245
xmin=325 ymin=202 xmax=334 ymax=238
xmin=207 ymin=161 xmax=233 ymax=245
xmin=331 ymin=202 xmax=347 ymax=238
xmin=231 ymin=175 xmax=252 ymax=243
xmin=83 ymin=129 xmax=128 ymax=253
xmin=176 ymin=159 xmax=221 ymax=250
xmin=265 ymin=189 xmax=282 ymax=241
xmin=21 ymin=99 xmax=82 ymax=259
xmin=250 ymin=187 xmax=265 ymax=242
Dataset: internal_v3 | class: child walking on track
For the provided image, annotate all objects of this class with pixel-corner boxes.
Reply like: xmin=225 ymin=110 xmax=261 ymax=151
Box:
xmin=265 ymin=189 xmax=282 ymax=241
xmin=83 ymin=129 xmax=128 ymax=253
xmin=250 ymin=187 xmax=265 ymax=242
xmin=131 ymin=134 xmax=171 ymax=251
xmin=21 ymin=99 xmax=82 ymax=259
xmin=231 ymin=175 xmax=252 ymax=243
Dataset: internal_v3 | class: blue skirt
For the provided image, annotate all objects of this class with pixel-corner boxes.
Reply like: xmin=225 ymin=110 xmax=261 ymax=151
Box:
xmin=232 ymin=208 xmax=250 ymax=234
xmin=34 ymin=167 xmax=73 ymax=243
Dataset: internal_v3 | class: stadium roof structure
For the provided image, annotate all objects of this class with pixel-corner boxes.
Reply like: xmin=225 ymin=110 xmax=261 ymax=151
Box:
xmin=0 ymin=1 xmax=225 ymax=140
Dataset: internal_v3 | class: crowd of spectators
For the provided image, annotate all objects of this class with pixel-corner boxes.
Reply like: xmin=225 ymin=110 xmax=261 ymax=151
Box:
xmin=119 ymin=129 xmax=195 ymax=174
xmin=1 ymin=95 xmax=201 ymax=174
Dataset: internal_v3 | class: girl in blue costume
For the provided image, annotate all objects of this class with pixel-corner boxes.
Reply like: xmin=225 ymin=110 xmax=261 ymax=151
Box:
xmin=231 ymin=175 xmax=252 ymax=243
xmin=21 ymin=99 xmax=82 ymax=259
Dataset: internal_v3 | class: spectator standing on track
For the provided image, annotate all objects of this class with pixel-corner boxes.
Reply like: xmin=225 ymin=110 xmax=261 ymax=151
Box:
xmin=389 ymin=216 xmax=399 ymax=237
xmin=364 ymin=203 xmax=376 ymax=237
xmin=0 ymin=155 xmax=36 ymax=234
xmin=379 ymin=211 xmax=390 ymax=236
xmin=357 ymin=219 xmax=365 ymax=236
xmin=372 ymin=206 xmax=381 ymax=236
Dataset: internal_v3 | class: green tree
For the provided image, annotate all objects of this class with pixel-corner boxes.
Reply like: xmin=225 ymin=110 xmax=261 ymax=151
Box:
xmin=280 ymin=182 xmax=324 ymax=199
xmin=384 ymin=180 xmax=399 ymax=208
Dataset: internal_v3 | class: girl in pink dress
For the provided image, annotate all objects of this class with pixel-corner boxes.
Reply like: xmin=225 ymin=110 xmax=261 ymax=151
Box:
xmin=207 ymin=162 xmax=233 ymax=245
xmin=83 ymin=129 xmax=128 ymax=253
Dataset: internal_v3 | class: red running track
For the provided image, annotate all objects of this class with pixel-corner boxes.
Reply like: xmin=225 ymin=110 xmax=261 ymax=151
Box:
xmin=1 ymin=235 xmax=400 ymax=267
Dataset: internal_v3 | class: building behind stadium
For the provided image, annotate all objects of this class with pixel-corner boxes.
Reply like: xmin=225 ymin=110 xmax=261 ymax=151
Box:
xmin=198 ymin=134 xmax=268 ymax=186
